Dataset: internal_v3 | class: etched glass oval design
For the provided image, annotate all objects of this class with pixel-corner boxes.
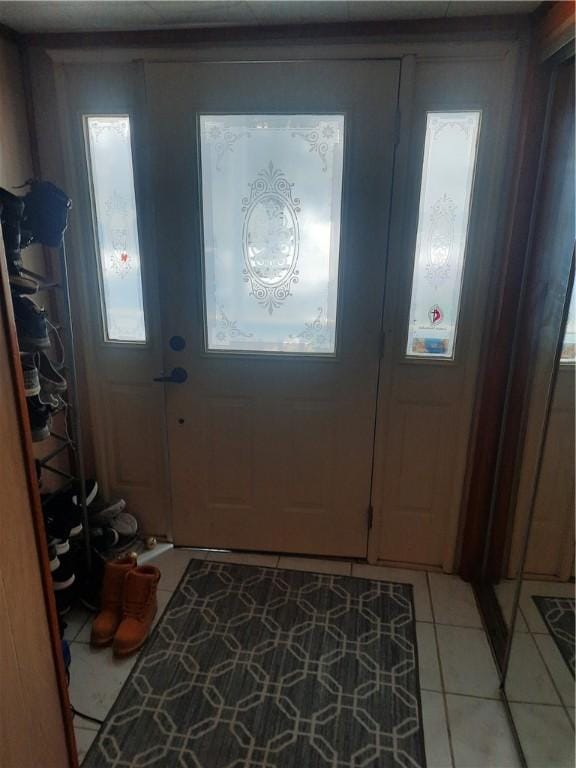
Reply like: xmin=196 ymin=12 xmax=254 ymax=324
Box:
xmin=244 ymin=194 xmax=298 ymax=287
xmin=241 ymin=162 xmax=301 ymax=314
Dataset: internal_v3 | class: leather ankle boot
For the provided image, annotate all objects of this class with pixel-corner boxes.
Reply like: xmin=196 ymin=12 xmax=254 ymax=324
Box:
xmin=90 ymin=555 xmax=136 ymax=647
xmin=113 ymin=565 xmax=161 ymax=658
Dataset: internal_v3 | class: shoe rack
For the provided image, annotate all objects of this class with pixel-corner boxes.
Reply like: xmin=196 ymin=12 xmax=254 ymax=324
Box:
xmin=1 ymin=203 xmax=92 ymax=580
xmin=39 ymin=240 xmax=92 ymax=573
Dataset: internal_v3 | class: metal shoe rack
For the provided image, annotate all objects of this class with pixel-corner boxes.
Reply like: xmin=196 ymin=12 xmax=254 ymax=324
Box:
xmin=34 ymin=239 xmax=92 ymax=573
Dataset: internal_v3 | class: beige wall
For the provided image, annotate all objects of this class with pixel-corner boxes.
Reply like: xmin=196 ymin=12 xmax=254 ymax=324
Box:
xmin=0 ymin=251 xmax=72 ymax=767
xmin=2 ymin=36 xmax=97 ymax=482
xmin=0 ymin=38 xmax=33 ymax=186
xmin=0 ymin=34 xmax=72 ymax=768
xmin=0 ymin=36 xmax=46 ymax=276
xmin=0 ymin=36 xmax=73 ymax=489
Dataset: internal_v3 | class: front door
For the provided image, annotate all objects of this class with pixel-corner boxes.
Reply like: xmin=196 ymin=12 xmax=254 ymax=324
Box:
xmin=146 ymin=62 xmax=399 ymax=556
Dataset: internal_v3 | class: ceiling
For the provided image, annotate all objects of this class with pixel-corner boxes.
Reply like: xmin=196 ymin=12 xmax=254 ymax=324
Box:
xmin=0 ymin=1 xmax=541 ymax=35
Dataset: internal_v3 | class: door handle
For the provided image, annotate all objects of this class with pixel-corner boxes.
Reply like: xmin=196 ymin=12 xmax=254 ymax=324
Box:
xmin=153 ymin=366 xmax=188 ymax=384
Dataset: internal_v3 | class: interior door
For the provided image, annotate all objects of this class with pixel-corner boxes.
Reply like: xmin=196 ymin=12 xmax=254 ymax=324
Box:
xmin=146 ymin=62 xmax=399 ymax=556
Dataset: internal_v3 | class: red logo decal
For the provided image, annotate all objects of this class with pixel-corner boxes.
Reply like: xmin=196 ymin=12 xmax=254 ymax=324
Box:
xmin=429 ymin=304 xmax=443 ymax=325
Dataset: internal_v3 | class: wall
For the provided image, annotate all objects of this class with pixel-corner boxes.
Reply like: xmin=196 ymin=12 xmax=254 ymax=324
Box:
xmin=0 ymin=33 xmax=73 ymax=768
xmin=0 ymin=35 xmax=76 ymax=488
xmin=506 ymin=58 xmax=575 ymax=580
xmin=26 ymin=24 xmax=528 ymax=561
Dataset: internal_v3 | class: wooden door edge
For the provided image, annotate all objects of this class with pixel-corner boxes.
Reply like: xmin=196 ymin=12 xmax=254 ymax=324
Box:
xmin=0 ymin=246 xmax=78 ymax=767
xmin=457 ymin=35 xmax=547 ymax=584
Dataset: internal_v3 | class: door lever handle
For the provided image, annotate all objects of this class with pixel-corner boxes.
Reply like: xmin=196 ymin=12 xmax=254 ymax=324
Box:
xmin=153 ymin=366 xmax=188 ymax=384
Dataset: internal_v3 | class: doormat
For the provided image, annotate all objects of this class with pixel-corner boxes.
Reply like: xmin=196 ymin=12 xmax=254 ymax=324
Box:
xmin=533 ymin=595 xmax=575 ymax=677
xmin=84 ymin=560 xmax=427 ymax=767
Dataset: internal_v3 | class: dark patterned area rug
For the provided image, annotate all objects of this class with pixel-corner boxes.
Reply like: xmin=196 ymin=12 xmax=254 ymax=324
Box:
xmin=84 ymin=560 xmax=426 ymax=767
xmin=533 ymin=595 xmax=575 ymax=677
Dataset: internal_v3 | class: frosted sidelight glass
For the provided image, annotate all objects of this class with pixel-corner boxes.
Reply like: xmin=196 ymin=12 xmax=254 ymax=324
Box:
xmin=406 ymin=112 xmax=481 ymax=358
xmin=85 ymin=116 xmax=146 ymax=342
xmin=200 ymin=115 xmax=344 ymax=354
xmin=561 ymin=284 xmax=575 ymax=362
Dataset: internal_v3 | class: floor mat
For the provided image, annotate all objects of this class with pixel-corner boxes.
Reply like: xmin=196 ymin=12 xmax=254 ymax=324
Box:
xmin=84 ymin=560 xmax=427 ymax=767
xmin=532 ymin=595 xmax=575 ymax=677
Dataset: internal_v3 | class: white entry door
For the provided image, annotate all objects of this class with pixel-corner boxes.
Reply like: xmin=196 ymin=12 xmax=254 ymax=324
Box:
xmin=145 ymin=62 xmax=400 ymax=555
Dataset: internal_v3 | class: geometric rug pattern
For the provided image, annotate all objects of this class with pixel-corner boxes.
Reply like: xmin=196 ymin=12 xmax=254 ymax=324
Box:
xmin=84 ymin=560 xmax=426 ymax=767
xmin=533 ymin=595 xmax=575 ymax=678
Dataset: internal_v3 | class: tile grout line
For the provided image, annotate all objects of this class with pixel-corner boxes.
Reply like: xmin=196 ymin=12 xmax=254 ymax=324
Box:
xmin=524 ymin=609 xmax=575 ymax=731
xmin=71 ymin=612 xmax=92 ymax=642
xmin=426 ymin=571 xmax=457 ymax=768
xmin=430 ymin=689 xmax=567 ymax=706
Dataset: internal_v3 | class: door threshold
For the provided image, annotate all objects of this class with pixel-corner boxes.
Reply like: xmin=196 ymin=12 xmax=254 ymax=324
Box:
xmin=137 ymin=541 xmax=174 ymax=564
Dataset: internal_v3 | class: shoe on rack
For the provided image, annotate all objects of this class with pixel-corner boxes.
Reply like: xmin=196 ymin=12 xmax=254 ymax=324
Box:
xmin=89 ymin=498 xmax=126 ymax=525
xmin=47 ymin=537 xmax=60 ymax=573
xmin=106 ymin=512 xmax=139 ymax=554
xmin=55 ymin=582 xmax=75 ymax=616
xmin=51 ymin=547 xmax=76 ymax=592
xmin=37 ymin=351 xmax=66 ymax=394
xmin=72 ymin=479 xmax=99 ymax=508
xmin=12 ymin=295 xmax=50 ymax=350
xmin=21 ymin=353 xmax=40 ymax=397
xmin=111 ymin=511 xmax=138 ymax=540
xmin=113 ymin=566 xmax=161 ymax=658
xmin=90 ymin=525 xmax=121 ymax=553
xmin=9 ymin=270 xmax=39 ymax=295
xmin=43 ymin=492 xmax=83 ymax=539
xmin=90 ymin=555 xmax=137 ymax=647
xmin=22 ymin=181 xmax=71 ymax=249
xmin=51 ymin=535 xmax=72 ymax=558
xmin=27 ymin=395 xmax=51 ymax=441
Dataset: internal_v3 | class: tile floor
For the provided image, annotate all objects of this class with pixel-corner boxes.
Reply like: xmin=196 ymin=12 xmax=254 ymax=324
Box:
xmin=496 ymin=578 xmax=575 ymax=767
xmin=69 ymin=549 xmax=523 ymax=767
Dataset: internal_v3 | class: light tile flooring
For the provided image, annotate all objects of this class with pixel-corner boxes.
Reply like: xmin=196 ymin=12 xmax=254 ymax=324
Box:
xmin=496 ymin=578 xmax=575 ymax=767
xmin=69 ymin=549 xmax=523 ymax=767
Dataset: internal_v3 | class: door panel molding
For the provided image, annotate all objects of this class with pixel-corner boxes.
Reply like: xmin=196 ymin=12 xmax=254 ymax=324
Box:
xmin=206 ymin=397 xmax=254 ymax=506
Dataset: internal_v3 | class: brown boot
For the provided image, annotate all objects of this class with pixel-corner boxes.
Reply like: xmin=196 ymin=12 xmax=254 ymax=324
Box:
xmin=113 ymin=565 xmax=161 ymax=658
xmin=90 ymin=555 xmax=136 ymax=647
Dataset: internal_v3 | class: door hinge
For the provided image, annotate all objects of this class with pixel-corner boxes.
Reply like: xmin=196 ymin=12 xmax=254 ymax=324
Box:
xmin=394 ymin=110 xmax=401 ymax=146
xmin=367 ymin=505 xmax=374 ymax=530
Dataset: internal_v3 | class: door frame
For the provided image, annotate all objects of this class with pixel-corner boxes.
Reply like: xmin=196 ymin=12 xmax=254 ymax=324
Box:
xmin=32 ymin=33 xmax=526 ymax=570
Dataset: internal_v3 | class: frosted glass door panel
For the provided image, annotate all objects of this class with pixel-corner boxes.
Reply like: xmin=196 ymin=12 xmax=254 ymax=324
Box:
xmin=200 ymin=115 xmax=344 ymax=354
xmin=406 ymin=112 xmax=481 ymax=358
xmin=85 ymin=116 xmax=146 ymax=343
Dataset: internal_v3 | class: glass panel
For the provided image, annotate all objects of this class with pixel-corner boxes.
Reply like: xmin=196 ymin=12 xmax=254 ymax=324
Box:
xmin=200 ymin=114 xmax=344 ymax=354
xmin=85 ymin=116 xmax=146 ymax=343
xmin=561 ymin=283 xmax=575 ymax=362
xmin=406 ymin=111 xmax=481 ymax=358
